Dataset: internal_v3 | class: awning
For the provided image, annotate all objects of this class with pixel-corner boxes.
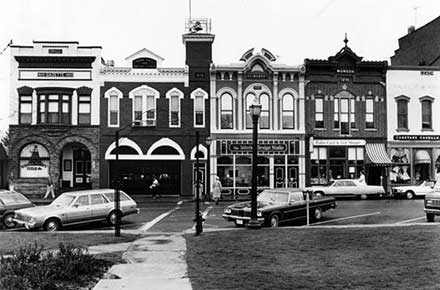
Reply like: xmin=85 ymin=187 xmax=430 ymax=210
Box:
xmin=365 ymin=143 xmax=393 ymax=166
xmin=414 ymin=150 xmax=431 ymax=164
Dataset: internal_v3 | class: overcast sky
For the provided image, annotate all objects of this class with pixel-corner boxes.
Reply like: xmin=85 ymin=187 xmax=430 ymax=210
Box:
xmin=1 ymin=0 xmax=440 ymax=132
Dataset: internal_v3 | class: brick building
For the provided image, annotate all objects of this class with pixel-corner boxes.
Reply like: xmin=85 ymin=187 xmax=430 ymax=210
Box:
xmin=8 ymin=41 xmax=102 ymax=197
xmin=99 ymin=19 xmax=214 ymax=197
xmin=391 ymin=16 xmax=440 ymax=66
xmin=210 ymin=48 xmax=306 ymax=200
xmin=305 ymin=37 xmax=390 ymax=188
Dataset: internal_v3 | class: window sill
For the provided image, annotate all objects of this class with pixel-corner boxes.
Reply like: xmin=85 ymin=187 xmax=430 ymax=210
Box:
xmin=422 ymin=128 xmax=434 ymax=132
xmin=396 ymin=128 xmax=410 ymax=132
xmin=365 ymin=128 xmax=378 ymax=131
xmin=313 ymin=128 xmax=327 ymax=131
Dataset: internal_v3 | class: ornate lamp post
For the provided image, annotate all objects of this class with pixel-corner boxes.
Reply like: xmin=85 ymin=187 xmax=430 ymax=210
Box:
xmin=205 ymin=136 xmax=212 ymax=202
xmin=247 ymin=103 xmax=262 ymax=229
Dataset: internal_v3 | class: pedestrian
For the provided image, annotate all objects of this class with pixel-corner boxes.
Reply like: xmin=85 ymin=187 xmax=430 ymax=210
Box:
xmin=8 ymin=173 xmax=14 ymax=192
xmin=212 ymin=175 xmax=222 ymax=205
xmin=149 ymin=175 xmax=160 ymax=199
xmin=44 ymin=176 xmax=55 ymax=199
xmin=359 ymin=170 xmax=366 ymax=184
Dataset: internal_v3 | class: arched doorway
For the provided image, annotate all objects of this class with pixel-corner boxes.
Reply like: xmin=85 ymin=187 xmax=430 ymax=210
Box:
xmin=59 ymin=143 xmax=91 ymax=190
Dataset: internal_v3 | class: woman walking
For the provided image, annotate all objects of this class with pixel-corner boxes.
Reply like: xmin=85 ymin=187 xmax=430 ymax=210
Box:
xmin=212 ymin=176 xmax=222 ymax=205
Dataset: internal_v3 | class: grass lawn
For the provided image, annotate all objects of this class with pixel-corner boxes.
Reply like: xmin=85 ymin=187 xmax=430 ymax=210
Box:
xmin=0 ymin=232 xmax=138 ymax=255
xmin=186 ymin=226 xmax=440 ymax=290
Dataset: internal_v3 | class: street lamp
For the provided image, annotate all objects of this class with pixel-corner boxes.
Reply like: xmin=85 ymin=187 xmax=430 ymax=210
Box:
xmin=205 ymin=136 xmax=212 ymax=202
xmin=247 ymin=103 xmax=262 ymax=229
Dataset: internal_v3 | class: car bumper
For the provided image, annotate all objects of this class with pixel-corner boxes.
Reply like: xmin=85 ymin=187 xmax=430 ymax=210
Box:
xmin=424 ymin=208 xmax=440 ymax=215
xmin=222 ymin=214 xmax=265 ymax=224
xmin=12 ymin=218 xmax=37 ymax=229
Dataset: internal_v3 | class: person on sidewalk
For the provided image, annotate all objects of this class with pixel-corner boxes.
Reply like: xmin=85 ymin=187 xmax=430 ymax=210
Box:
xmin=8 ymin=173 xmax=15 ymax=192
xmin=212 ymin=175 xmax=222 ymax=205
xmin=150 ymin=175 xmax=160 ymax=199
xmin=44 ymin=176 xmax=55 ymax=199
xmin=358 ymin=170 xmax=366 ymax=184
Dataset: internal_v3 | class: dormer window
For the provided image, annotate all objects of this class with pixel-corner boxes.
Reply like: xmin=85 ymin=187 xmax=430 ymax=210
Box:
xmin=251 ymin=64 xmax=264 ymax=72
xmin=132 ymin=57 xmax=157 ymax=69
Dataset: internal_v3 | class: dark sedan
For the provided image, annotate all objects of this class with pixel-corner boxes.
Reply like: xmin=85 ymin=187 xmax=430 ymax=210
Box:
xmin=222 ymin=188 xmax=337 ymax=227
xmin=0 ymin=190 xmax=34 ymax=228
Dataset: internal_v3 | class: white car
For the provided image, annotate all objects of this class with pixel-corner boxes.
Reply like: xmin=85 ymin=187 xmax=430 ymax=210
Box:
xmin=392 ymin=180 xmax=436 ymax=199
xmin=309 ymin=179 xmax=385 ymax=199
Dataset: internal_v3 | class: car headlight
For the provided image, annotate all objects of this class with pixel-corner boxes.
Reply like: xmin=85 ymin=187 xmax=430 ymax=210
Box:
xmin=257 ymin=211 xmax=262 ymax=217
xmin=28 ymin=217 xmax=35 ymax=223
xmin=224 ymin=208 xmax=231 ymax=214
xmin=426 ymin=200 xmax=433 ymax=205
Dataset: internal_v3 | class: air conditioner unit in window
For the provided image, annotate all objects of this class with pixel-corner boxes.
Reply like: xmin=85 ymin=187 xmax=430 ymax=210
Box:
xmin=145 ymin=119 xmax=156 ymax=127
xmin=132 ymin=120 xmax=143 ymax=127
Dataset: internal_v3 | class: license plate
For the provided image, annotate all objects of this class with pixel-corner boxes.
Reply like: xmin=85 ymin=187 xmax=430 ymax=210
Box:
xmin=236 ymin=219 xmax=243 ymax=225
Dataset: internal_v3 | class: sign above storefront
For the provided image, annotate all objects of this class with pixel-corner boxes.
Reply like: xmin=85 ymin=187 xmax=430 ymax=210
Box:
xmin=228 ymin=143 xmax=287 ymax=153
xmin=313 ymin=139 xmax=366 ymax=146
xmin=394 ymin=135 xmax=440 ymax=141
xmin=19 ymin=70 xmax=92 ymax=80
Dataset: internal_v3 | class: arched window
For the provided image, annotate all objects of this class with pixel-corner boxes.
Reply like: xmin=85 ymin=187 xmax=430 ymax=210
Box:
xmin=245 ymin=93 xmax=256 ymax=129
xmin=19 ymin=143 xmax=50 ymax=178
xmin=282 ymin=94 xmax=295 ymax=129
xmin=220 ymin=93 xmax=233 ymax=129
xmin=259 ymin=93 xmax=270 ymax=129
xmin=396 ymin=97 xmax=409 ymax=130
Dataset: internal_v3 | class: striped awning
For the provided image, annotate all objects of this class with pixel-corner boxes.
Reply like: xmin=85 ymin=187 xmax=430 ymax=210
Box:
xmin=365 ymin=143 xmax=393 ymax=166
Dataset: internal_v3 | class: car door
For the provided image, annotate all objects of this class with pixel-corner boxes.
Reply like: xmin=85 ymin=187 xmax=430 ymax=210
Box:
xmin=331 ymin=181 xmax=347 ymax=195
xmin=343 ymin=180 xmax=358 ymax=195
xmin=90 ymin=193 xmax=112 ymax=220
xmin=285 ymin=192 xmax=306 ymax=221
xmin=66 ymin=195 xmax=92 ymax=224
xmin=420 ymin=181 xmax=435 ymax=195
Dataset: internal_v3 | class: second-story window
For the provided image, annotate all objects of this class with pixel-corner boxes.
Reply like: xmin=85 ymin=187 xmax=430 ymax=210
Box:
xmin=146 ymin=95 xmax=156 ymax=125
xmin=282 ymin=93 xmax=295 ymax=129
xmin=334 ymin=91 xmax=355 ymax=135
xmin=194 ymin=95 xmax=204 ymax=127
xmin=170 ymin=95 xmax=180 ymax=127
xmin=259 ymin=93 xmax=270 ymax=129
xmin=19 ymin=95 xmax=32 ymax=124
xmin=245 ymin=93 xmax=255 ymax=129
xmin=397 ymin=98 xmax=408 ymax=130
xmin=315 ymin=97 xmax=324 ymax=128
xmin=38 ymin=93 xmax=71 ymax=125
xmin=421 ymin=99 xmax=432 ymax=129
xmin=133 ymin=95 xmax=143 ymax=121
xmin=78 ymin=95 xmax=91 ymax=125
xmin=366 ymin=98 xmax=374 ymax=129
xmin=221 ymin=93 xmax=233 ymax=129
xmin=109 ymin=95 xmax=119 ymax=126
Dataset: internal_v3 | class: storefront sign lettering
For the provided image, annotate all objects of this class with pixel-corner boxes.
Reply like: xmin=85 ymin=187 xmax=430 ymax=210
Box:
xmin=313 ymin=139 xmax=366 ymax=146
xmin=228 ymin=143 xmax=287 ymax=153
xmin=19 ymin=70 xmax=92 ymax=80
xmin=394 ymin=135 xmax=440 ymax=141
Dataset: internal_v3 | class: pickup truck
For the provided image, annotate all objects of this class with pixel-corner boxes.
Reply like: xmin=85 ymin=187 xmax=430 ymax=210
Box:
xmin=424 ymin=191 xmax=440 ymax=222
xmin=222 ymin=188 xmax=337 ymax=227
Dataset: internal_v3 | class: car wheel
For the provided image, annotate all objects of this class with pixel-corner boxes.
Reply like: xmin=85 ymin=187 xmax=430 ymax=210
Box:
xmin=406 ymin=191 xmax=415 ymax=200
xmin=107 ymin=210 xmax=122 ymax=226
xmin=268 ymin=214 xmax=280 ymax=227
xmin=44 ymin=218 xmax=61 ymax=232
xmin=360 ymin=194 xmax=368 ymax=200
xmin=313 ymin=208 xmax=323 ymax=221
xmin=427 ymin=213 xmax=435 ymax=222
xmin=2 ymin=212 xmax=16 ymax=229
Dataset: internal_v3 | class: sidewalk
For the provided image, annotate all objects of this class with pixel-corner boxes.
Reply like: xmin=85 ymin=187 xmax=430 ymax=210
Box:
xmin=91 ymin=232 xmax=192 ymax=290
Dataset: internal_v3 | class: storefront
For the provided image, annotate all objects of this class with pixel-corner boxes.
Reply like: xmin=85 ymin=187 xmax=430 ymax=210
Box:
xmin=310 ymin=139 xmax=391 ymax=186
xmin=214 ymin=138 xmax=303 ymax=200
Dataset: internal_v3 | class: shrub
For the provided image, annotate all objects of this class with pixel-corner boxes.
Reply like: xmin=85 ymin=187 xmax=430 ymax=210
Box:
xmin=0 ymin=242 xmax=111 ymax=290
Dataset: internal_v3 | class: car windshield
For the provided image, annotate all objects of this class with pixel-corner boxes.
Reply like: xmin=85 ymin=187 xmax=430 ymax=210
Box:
xmin=0 ymin=193 xmax=30 ymax=205
xmin=258 ymin=191 xmax=289 ymax=204
xmin=51 ymin=194 xmax=76 ymax=207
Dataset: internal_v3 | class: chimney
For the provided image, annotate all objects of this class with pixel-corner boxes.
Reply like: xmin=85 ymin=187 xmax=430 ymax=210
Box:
xmin=408 ymin=25 xmax=415 ymax=34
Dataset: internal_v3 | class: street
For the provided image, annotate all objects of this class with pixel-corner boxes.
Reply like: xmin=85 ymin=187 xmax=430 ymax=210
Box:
xmin=2 ymin=196 xmax=433 ymax=233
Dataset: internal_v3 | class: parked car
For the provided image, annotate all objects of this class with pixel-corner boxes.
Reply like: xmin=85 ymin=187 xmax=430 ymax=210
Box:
xmin=310 ymin=179 xmax=385 ymax=199
xmin=0 ymin=190 xmax=34 ymax=228
xmin=392 ymin=180 xmax=436 ymax=199
xmin=222 ymin=188 xmax=337 ymax=227
xmin=424 ymin=189 xmax=440 ymax=222
xmin=13 ymin=189 xmax=139 ymax=231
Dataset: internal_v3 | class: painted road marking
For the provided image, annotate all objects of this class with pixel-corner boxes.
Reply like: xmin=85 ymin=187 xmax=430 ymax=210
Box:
xmin=395 ymin=216 xmax=425 ymax=224
xmin=312 ymin=212 xmax=381 ymax=226
xmin=138 ymin=200 xmax=183 ymax=232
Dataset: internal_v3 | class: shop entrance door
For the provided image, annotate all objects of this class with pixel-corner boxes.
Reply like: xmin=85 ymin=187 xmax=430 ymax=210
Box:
xmin=274 ymin=166 xmax=285 ymax=188
xmin=193 ymin=163 xmax=206 ymax=199
xmin=73 ymin=148 xmax=91 ymax=188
